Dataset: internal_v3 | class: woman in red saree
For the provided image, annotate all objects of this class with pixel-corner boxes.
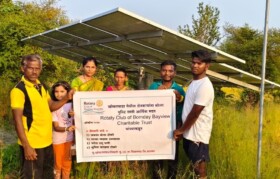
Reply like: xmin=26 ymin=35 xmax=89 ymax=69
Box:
xmin=106 ymin=68 xmax=132 ymax=91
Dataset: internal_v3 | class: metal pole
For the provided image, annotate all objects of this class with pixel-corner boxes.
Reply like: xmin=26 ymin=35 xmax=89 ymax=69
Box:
xmin=138 ymin=66 xmax=145 ymax=90
xmin=257 ymin=0 xmax=270 ymax=178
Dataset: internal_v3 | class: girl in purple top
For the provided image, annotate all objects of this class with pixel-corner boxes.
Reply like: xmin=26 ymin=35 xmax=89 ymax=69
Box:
xmin=51 ymin=81 xmax=75 ymax=179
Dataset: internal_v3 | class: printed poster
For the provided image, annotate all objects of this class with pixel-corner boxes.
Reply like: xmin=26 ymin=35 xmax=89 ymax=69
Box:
xmin=73 ymin=90 xmax=176 ymax=163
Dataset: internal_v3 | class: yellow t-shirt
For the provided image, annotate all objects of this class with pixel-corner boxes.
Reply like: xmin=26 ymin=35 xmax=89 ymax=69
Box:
xmin=10 ymin=76 xmax=52 ymax=148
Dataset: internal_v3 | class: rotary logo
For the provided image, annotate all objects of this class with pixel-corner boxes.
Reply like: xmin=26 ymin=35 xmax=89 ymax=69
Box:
xmin=96 ymin=100 xmax=103 ymax=107
xmin=82 ymin=99 xmax=104 ymax=114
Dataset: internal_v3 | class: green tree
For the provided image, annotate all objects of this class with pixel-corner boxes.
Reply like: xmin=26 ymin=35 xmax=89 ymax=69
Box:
xmin=0 ymin=0 xmax=81 ymax=137
xmin=0 ymin=0 xmax=115 ymax=88
xmin=220 ymin=24 xmax=280 ymax=103
xmin=220 ymin=24 xmax=280 ymax=83
xmin=178 ymin=2 xmax=221 ymax=46
xmin=0 ymin=0 xmax=71 ymax=82
xmin=220 ymin=24 xmax=263 ymax=75
xmin=266 ymin=28 xmax=280 ymax=83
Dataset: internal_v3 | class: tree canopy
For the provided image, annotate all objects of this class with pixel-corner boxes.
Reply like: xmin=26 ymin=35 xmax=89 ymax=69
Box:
xmin=0 ymin=0 xmax=77 ymax=84
xmin=178 ymin=2 xmax=221 ymax=46
xmin=220 ymin=24 xmax=280 ymax=83
xmin=177 ymin=2 xmax=280 ymax=101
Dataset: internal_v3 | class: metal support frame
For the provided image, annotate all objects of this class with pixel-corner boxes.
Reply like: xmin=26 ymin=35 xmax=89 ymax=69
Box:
xmin=44 ymin=30 xmax=163 ymax=51
xmin=206 ymin=70 xmax=260 ymax=91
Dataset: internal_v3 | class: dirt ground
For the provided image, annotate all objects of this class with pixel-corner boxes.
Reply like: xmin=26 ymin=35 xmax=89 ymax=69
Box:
xmin=0 ymin=128 xmax=17 ymax=147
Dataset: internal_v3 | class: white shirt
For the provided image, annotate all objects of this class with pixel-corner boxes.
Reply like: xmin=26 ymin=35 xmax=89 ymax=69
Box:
xmin=181 ymin=77 xmax=214 ymax=144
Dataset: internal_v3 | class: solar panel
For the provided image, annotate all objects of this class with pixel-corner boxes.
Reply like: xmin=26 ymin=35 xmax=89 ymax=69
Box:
xmin=22 ymin=7 xmax=280 ymax=91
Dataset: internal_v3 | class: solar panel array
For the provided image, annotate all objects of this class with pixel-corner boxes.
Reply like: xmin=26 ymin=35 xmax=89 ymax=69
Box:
xmin=22 ymin=8 xmax=280 ymax=91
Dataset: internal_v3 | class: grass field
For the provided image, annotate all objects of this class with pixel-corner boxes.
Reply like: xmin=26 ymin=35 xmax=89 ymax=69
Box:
xmin=1 ymin=81 xmax=280 ymax=178
xmin=3 ymin=102 xmax=280 ymax=178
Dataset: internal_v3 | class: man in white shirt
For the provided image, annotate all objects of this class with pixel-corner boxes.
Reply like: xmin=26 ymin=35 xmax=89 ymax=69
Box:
xmin=173 ymin=50 xmax=214 ymax=179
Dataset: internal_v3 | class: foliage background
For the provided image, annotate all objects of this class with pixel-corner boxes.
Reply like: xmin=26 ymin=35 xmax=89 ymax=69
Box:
xmin=1 ymin=1 xmax=280 ymax=178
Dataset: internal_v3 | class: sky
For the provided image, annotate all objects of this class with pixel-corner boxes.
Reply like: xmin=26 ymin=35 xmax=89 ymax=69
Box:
xmin=54 ymin=0 xmax=279 ymax=33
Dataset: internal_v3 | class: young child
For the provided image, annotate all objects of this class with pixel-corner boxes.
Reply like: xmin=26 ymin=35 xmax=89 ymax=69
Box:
xmin=51 ymin=81 xmax=75 ymax=179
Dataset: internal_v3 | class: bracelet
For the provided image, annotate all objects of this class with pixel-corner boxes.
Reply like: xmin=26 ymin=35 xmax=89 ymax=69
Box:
xmin=65 ymin=127 xmax=68 ymax=132
xmin=178 ymin=95 xmax=184 ymax=102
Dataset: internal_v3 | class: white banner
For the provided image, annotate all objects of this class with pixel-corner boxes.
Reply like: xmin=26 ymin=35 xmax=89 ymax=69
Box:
xmin=73 ymin=90 xmax=176 ymax=163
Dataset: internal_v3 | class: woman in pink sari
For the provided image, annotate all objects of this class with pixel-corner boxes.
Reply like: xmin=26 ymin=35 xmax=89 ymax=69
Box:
xmin=71 ymin=57 xmax=104 ymax=91
xmin=106 ymin=68 xmax=132 ymax=91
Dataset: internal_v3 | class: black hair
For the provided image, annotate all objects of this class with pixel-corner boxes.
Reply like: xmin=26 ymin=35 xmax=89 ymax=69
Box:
xmin=82 ymin=57 xmax=98 ymax=67
xmin=160 ymin=60 xmax=177 ymax=70
xmin=191 ymin=50 xmax=212 ymax=63
xmin=114 ymin=68 xmax=127 ymax=76
xmin=51 ymin=81 xmax=71 ymax=101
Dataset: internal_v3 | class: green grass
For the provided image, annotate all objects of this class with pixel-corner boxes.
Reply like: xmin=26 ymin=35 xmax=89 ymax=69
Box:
xmin=208 ymin=102 xmax=280 ymax=178
xmin=1 ymin=143 xmax=20 ymax=178
xmin=209 ymin=102 xmax=258 ymax=178
xmin=2 ymin=94 xmax=280 ymax=178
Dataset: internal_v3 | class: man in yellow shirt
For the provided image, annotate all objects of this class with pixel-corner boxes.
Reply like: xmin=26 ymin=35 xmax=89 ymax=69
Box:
xmin=10 ymin=54 xmax=74 ymax=179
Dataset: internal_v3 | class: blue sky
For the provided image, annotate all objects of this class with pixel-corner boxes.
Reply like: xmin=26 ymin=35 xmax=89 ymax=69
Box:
xmin=55 ymin=0 xmax=279 ymax=33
